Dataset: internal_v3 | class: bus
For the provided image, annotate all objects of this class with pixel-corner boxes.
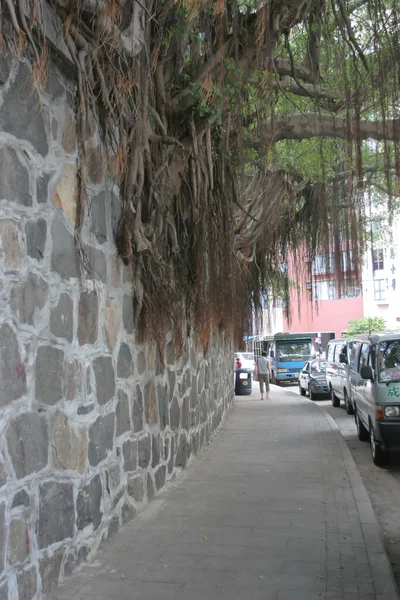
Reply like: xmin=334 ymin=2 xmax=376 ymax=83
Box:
xmin=255 ymin=333 xmax=318 ymax=384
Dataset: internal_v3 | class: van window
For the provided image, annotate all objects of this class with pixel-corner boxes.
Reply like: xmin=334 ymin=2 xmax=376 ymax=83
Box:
xmin=349 ymin=340 xmax=361 ymax=371
xmin=327 ymin=343 xmax=335 ymax=362
xmin=359 ymin=343 xmax=370 ymax=373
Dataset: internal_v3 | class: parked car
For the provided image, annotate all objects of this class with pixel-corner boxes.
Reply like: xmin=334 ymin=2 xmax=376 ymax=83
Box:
xmin=298 ymin=360 xmax=329 ymax=399
xmin=234 ymin=352 xmax=255 ymax=371
xmin=325 ymin=338 xmax=354 ymax=414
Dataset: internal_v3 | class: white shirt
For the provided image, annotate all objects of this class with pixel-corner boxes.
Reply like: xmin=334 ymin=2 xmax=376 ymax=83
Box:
xmin=258 ymin=356 xmax=270 ymax=375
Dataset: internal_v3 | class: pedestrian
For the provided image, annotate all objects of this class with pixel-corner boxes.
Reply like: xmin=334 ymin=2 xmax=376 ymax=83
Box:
xmin=257 ymin=351 xmax=271 ymax=400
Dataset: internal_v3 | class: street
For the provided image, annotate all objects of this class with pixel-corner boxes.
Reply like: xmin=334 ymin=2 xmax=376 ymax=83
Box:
xmin=284 ymin=383 xmax=400 ymax=590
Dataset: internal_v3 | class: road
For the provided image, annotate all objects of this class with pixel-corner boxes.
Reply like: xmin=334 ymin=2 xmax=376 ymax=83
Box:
xmin=279 ymin=383 xmax=400 ymax=590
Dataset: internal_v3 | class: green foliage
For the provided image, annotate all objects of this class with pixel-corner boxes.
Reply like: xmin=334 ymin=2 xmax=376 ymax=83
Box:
xmin=345 ymin=317 xmax=386 ymax=336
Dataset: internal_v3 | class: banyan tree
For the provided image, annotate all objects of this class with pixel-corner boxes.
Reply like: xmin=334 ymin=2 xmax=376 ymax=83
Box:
xmin=1 ymin=0 xmax=400 ymax=347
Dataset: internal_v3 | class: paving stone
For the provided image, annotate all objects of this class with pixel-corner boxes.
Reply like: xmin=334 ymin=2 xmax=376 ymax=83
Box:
xmin=116 ymin=389 xmax=130 ymax=436
xmin=8 ymin=519 xmax=29 ymax=564
xmin=131 ymin=385 xmax=144 ymax=432
xmin=123 ymin=294 xmax=134 ymax=333
xmin=76 ymin=474 xmax=103 ymax=531
xmin=144 ymin=380 xmax=158 ymax=425
xmin=93 ymin=356 xmax=115 ymax=405
xmin=35 ymin=345 xmax=64 ymax=405
xmin=50 ymin=293 xmax=73 ymax=341
xmin=17 ymin=565 xmax=37 ymax=600
xmin=25 ymin=218 xmax=47 ymax=261
xmin=11 ymin=273 xmax=49 ymax=325
xmin=0 ymin=323 xmax=26 ymax=406
xmin=78 ymin=290 xmax=98 ymax=345
xmin=38 ymin=482 xmax=74 ymax=548
xmin=138 ymin=435 xmax=151 ymax=468
xmin=123 ymin=439 xmax=138 ymax=472
xmin=0 ymin=147 xmax=30 ymax=205
xmin=6 ymin=413 xmax=48 ymax=478
xmin=52 ymin=412 xmax=88 ymax=473
xmin=91 ymin=192 xmax=107 ymax=243
xmin=88 ymin=413 xmax=115 ymax=466
xmin=0 ymin=220 xmax=21 ymax=269
xmin=117 ymin=343 xmax=133 ymax=378
xmin=40 ymin=550 xmax=64 ymax=594
xmin=51 ymin=216 xmax=78 ymax=279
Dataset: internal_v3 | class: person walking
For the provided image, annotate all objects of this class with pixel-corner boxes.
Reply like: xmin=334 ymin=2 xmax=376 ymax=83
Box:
xmin=257 ymin=351 xmax=271 ymax=400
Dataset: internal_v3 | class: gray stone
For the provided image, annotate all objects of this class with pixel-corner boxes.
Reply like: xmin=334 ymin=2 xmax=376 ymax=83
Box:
xmin=127 ymin=476 xmax=144 ymax=502
xmin=175 ymin=434 xmax=188 ymax=468
xmin=78 ymin=290 xmax=98 ymax=345
xmin=151 ymin=434 xmax=160 ymax=468
xmin=131 ymin=385 xmax=144 ymax=433
xmin=37 ymin=172 xmax=52 ymax=204
xmin=0 ymin=54 xmax=12 ymax=84
xmin=121 ymin=502 xmax=136 ymax=524
xmin=0 ymin=64 xmax=48 ymax=155
xmin=93 ymin=356 xmax=115 ymax=405
xmin=77 ymin=404 xmax=94 ymax=416
xmin=170 ymin=398 xmax=180 ymax=431
xmin=88 ymin=413 xmax=115 ymax=466
xmin=25 ymin=218 xmax=47 ymax=261
xmin=168 ymin=370 xmax=176 ymax=401
xmin=107 ymin=516 xmax=119 ymax=538
xmin=8 ymin=519 xmax=29 ymax=564
xmin=107 ymin=464 xmax=121 ymax=491
xmin=191 ymin=431 xmax=199 ymax=456
xmin=76 ymin=474 xmax=103 ymax=531
xmin=91 ymin=193 xmax=107 ymax=243
xmin=166 ymin=341 xmax=175 ymax=365
xmin=181 ymin=397 xmax=190 ymax=430
xmin=12 ymin=490 xmax=30 ymax=508
xmin=122 ymin=439 xmax=138 ymax=472
xmin=0 ymin=581 xmax=6 ymax=600
xmin=38 ymin=482 xmax=74 ymax=548
xmin=83 ymin=244 xmax=107 ymax=282
xmin=51 ymin=216 xmax=78 ymax=279
xmin=155 ymin=354 xmax=163 ymax=376
xmin=168 ymin=436 xmax=175 ymax=474
xmin=0 ymin=147 xmax=30 ymax=205
xmin=11 ymin=273 xmax=49 ymax=325
xmin=40 ymin=549 xmax=64 ymax=594
xmin=63 ymin=553 xmax=76 ymax=577
xmin=87 ymin=147 xmax=104 ymax=184
xmin=17 ymin=566 xmax=37 ymax=600
xmin=35 ymin=345 xmax=64 ymax=405
xmin=197 ymin=364 xmax=205 ymax=393
xmin=137 ymin=351 xmax=146 ymax=375
xmin=6 ymin=413 xmax=48 ymax=478
xmin=190 ymin=375 xmax=198 ymax=408
xmin=52 ymin=412 xmax=87 ymax=473
xmin=144 ymin=380 xmax=158 ymax=425
xmin=147 ymin=473 xmax=155 ymax=500
xmin=50 ymin=293 xmax=73 ymax=342
xmin=0 ymin=323 xmax=26 ymax=406
xmin=0 ymin=219 xmax=21 ymax=270
xmin=116 ymin=390 xmax=130 ymax=436
xmin=0 ymin=461 xmax=6 ymax=489
xmin=157 ymin=384 xmax=169 ymax=430
xmin=138 ymin=435 xmax=151 ymax=468
xmin=117 ymin=343 xmax=133 ymax=378
xmin=111 ymin=193 xmax=122 ymax=240
xmin=65 ymin=360 xmax=82 ymax=401
xmin=123 ymin=294 xmax=134 ymax=333
xmin=0 ymin=504 xmax=4 ymax=575
xmin=61 ymin=114 xmax=77 ymax=154
xmin=155 ymin=465 xmax=166 ymax=491
xmin=77 ymin=546 xmax=90 ymax=566
xmin=46 ymin=66 xmax=65 ymax=99
xmin=86 ymin=367 xmax=92 ymax=394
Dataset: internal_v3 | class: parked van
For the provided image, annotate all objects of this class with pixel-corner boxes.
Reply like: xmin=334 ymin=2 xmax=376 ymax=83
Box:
xmin=325 ymin=338 xmax=353 ymax=414
xmin=350 ymin=331 xmax=400 ymax=467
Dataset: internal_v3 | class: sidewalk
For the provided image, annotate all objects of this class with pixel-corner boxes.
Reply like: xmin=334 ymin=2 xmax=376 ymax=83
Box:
xmin=50 ymin=388 xmax=399 ymax=600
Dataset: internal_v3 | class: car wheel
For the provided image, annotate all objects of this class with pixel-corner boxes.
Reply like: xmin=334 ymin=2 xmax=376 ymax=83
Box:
xmin=330 ymin=386 xmax=340 ymax=408
xmin=344 ymin=389 xmax=354 ymax=415
xmin=355 ymin=408 xmax=369 ymax=442
xmin=308 ymin=384 xmax=315 ymax=400
xmin=299 ymin=383 xmax=306 ymax=396
xmin=370 ymin=424 xmax=388 ymax=467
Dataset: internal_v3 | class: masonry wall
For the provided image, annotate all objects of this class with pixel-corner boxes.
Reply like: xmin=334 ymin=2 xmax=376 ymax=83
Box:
xmin=0 ymin=55 xmax=234 ymax=599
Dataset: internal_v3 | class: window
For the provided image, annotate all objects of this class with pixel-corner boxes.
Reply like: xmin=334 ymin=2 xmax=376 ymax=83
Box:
xmin=372 ymin=248 xmax=384 ymax=271
xmin=327 ymin=343 xmax=335 ymax=362
xmin=313 ymin=280 xmax=336 ymax=300
xmin=374 ymin=279 xmax=386 ymax=301
xmin=359 ymin=343 xmax=370 ymax=373
xmin=342 ymin=250 xmax=355 ymax=272
xmin=340 ymin=279 xmax=361 ymax=299
xmin=312 ymin=254 xmax=334 ymax=275
xmin=349 ymin=340 xmax=361 ymax=371
xmin=379 ymin=340 xmax=400 ymax=382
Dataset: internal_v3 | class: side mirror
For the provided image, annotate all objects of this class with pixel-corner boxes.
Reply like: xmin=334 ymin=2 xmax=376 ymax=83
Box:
xmin=360 ymin=365 xmax=373 ymax=380
xmin=339 ymin=353 xmax=348 ymax=364
xmin=270 ymin=350 xmax=275 ymax=358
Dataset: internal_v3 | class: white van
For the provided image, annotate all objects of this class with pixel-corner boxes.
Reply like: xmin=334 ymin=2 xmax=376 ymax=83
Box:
xmin=350 ymin=332 xmax=400 ymax=467
xmin=325 ymin=339 xmax=353 ymax=414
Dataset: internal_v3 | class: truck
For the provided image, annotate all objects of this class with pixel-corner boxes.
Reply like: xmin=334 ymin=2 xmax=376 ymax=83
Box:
xmin=254 ymin=332 xmax=318 ymax=384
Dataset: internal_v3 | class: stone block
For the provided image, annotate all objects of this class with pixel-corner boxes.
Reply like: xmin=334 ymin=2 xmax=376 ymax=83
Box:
xmin=83 ymin=244 xmax=107 ymax=282
xmin=109 ymin=255 xmax=121 ymax=286
xmin=138 ymin=435 xmax=151 ymax=469
xmin=0 ymin=461 xmax=6 ymax=489
xmin=25 ymin=218 xmax=47 ymax=261
xmin=190 ymin=375 xmax=198 ymax=409
xmin=175 ymin=434 xmax=188 ymax=468
xmin=77 ymin=404 xmax=94 ymax=416
xmin=35 ymin=345 xmax=64 ymax=405
xmin=87 ymin=147 xmax=104 ymax=184
xmin=17 ymin=566 xmax=37 ymax=600
xmin=65 ymin=360 xmax=83 ymax=401
xmin=38 ymin=482 xmax=74 ymax=548
xmin=8 ymin=519 xmax=29 ymax=565
xmin=91 ymin=193 xmax=107 ymax=243
xmin=157 ymin=384 xmax=169 ymax=430
xmin=37 ymin=172 xmax=52 ymax=204
xmin=0 ymin=581 xmax=6 ymax=600
xmin=191 ymin=431 xmax=199 ymax=456
xmin=166 ymin=341 xmax=175 ymax=365
xmin=40 ymin=550 xmax=64 ymax=594
xmin=88 ymin=413 xmax=115 ymax=466
xmin=52 ymin=163 xmax=77 ymax=224
xmin=151 ymin=434 xmax=160 ymax=468
xmin=123 ymin=439 xmax=138 ymax=472
xmin=107 ymin=464 xmax=121 ymax=491
xmin=107 ymin=515 xmax=119 ymax=538
xmin=168 ymin=370 xmax=176 ymax=401
xmin=127 ymin=476 xmax=144 ymax=502
xmin=181 ymin=397 xmax=190 ymax=430
xmin=137 ymin=351 xmax=146 ymax=375
xmin=0 ymin=147 xmax=30 ymax=205
xmin=12 ymin=490 xmax=30 ymax=508
xmin=46 ymin=66 xmax=65 ymax=100
xmin=76 ymin=474 xmax=103 ymax=531
xmin=61 ymin=114 xmax=77 ymax=153
xmin=0 ymin=323 xmax=26 ymax=406
xmin=63 ymin=553 xmax=76 ymax=577
xmin=78 ymin=290 xmax=98 ymax=345
xmin=117 ymin=343 xmax=133 ymax=378
xmin=110 ymin=192 xmax=121 ymax=240
xmin=50 ymin=293 xmax=73 ymax=342
xmin=0 ymin=220 xmax=21 ymax=269
xmin=169 ymin=397 xmax=180 ymax=431
xmin=168 ymin=436 xmax=175 ymax=474
xmin=11 ymin=273 xmax=48 ymax=325
xmin=147 ymin=473 xmax=155 ymax=500
xmin=155 ymin=465 xmax=166 ymax=491
xmin=121 ymin=502 xmax=136 ymax=524
xmin=104 ymin=299 xmax=120 ymax=349
xmin=144 ymin=380 xmax=158 ymax=425
xmin=0 ymin=54 xmax=12 ymax=84
xmin=131 ymin=385 xmax=144 ymax=433
xmin=0 ymin=64 xmax=48 ymax=155
xmin=50 ymin=216 xmax=78 ymax=279
xmin=116 ymin=390 xmax=130 ymax=437
xmin=6 ymin=413 xmax=48 ymax=478
xmin=76 ymin=546 xmax=90 ymax=566
xmin=0 ymin=504 xmax=4 ymax=575
xmin=52 ymin=413 xmax=88 ymax=473
xmin=93 ymin=356 xmax=115 ymax=405
xmin=123 ymin=294 xmax=134 ymax=333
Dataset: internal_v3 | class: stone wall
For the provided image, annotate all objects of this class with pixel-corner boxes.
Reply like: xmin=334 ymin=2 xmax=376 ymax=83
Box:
xmin=0 ymin=56 xmax=234 ymax=599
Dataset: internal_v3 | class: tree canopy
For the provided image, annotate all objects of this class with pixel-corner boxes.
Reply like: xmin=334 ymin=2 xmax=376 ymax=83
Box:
xmin=2 ymin=0 xmax=400 ymax=348
xmin=345 ymin=317 xmax=386 ymax=336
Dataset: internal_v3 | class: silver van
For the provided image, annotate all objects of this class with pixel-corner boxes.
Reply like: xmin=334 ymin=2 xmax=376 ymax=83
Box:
xmin=325 ymin=339 xmax=353 ymax=414
xmin=350 ymin=332 xmax=400 ymax=467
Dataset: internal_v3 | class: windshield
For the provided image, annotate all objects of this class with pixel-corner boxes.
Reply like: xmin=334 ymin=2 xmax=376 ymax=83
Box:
xmin=378 ymin=340 xmax=400 ymax=383
xmin=241 ymin=353 xmax=254 ymax=361
xmin=276 ymin=342 xmax=312 ymax=362
xmin=310 ymin=361 xmax=326 ymax=374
